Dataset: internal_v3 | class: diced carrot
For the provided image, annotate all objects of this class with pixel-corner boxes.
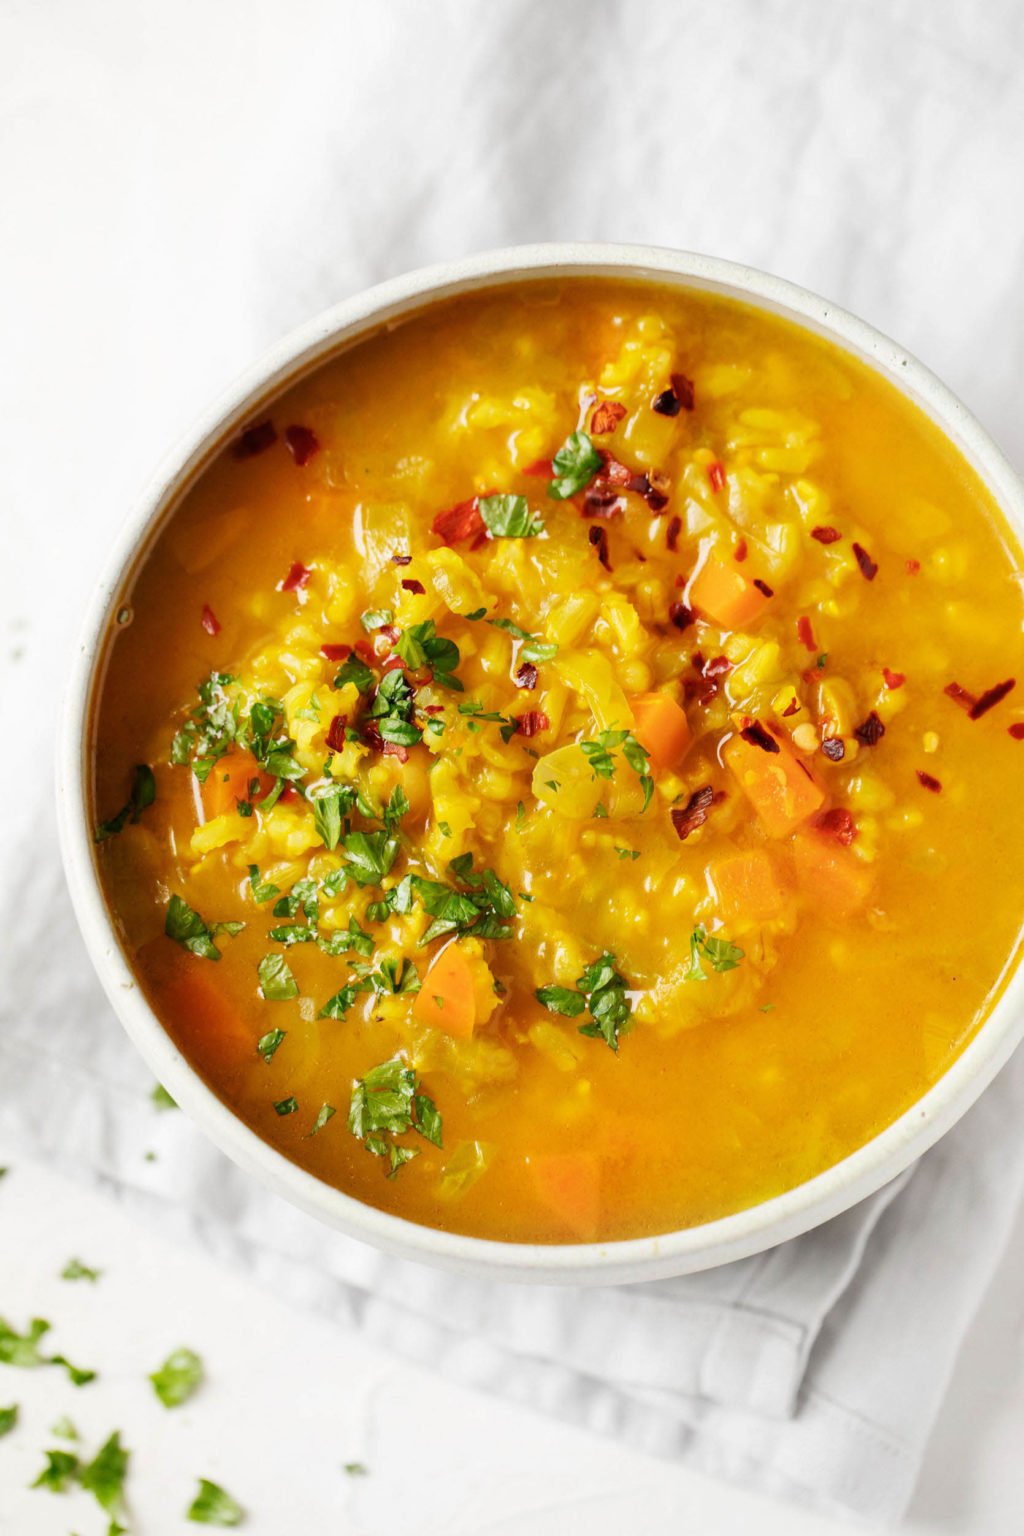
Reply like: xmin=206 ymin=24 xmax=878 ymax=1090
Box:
xmin=710 ymin=849 xmax=787 ymax=923
xmin=723 ymin=731 xmax=825 ymax=838
xmin=690 ymin=554 xmax=772 ymax=629
xmin=629 ymin=691 xmax=692 ymax=772
xmin=158 ymin=959 xmax=254 ymax=1073
xmin=412 ymin=944 xmax=477 ymax=1039
xmin=202 ymin=756 xmax=273 ymax=820
xmin=529 ymin=1152 xmax=601 ymax=1240
xmin=792 ymin=831 xmax=874 ymax=920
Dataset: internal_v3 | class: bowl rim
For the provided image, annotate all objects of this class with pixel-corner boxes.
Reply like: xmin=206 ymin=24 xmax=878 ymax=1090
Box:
xmin=58 ymin=241 xmax=1024 ymax=1284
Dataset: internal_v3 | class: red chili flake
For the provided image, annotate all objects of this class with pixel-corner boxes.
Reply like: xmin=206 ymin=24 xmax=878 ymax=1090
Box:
xmin=882 ymin=667 xmax=906 ymax=690
xmin=515 ymin=662 xmax=538 ymax=690
xmin=383 ymin=741 xmax=409 ymax=762
xmin=906 ymin=558 xmax=921 ymax=574
xmin=666 ymin=515 xmax=682 ymax=553
xmin=591 ymin=400 xmax=627 ymax=435
xmin=782 ymin=697 xmax=801 ymax=718
xmin=669 ymin=601 xmax=694 ymax=631
xmin=652 ymin=388 xmax=682 ymax=418
xmin=326 ymin=714 xmax=348 ymax=752
xmin=816 ymin=807 xmax=858 ymax=845
xmin=432 ymin=497 xmax=485 ymax=546
xmin=401 ymin=578 xmax=426 ymax=595
xmin=969 ymin=678 xmax=1016 ymax=720
xmin=320 ymin=643 xmax=350 ymax=662
xmin=670 ymin=784 xmax=715 ymax=841
xmin=854 ymin=711 xmax=886 ymax=746
xmin=734 ymin=538 xmax=748 ymax=563
xmin=821 ymin=736 xmax=846 ymax=762
xmin=852 ymin=542 xmax=878 ymax=581
xmin=280 ymin=561 xmax=311 ymax=593
xmin=690 ymin=651 xmax=706 ymax=672
xmin=753 ymin=578 xmax=774 ymax=598
xmin=233 ymin=419 xmax=277 ymax=458
xmin=524 ymin=458 xmax=554 ymax=478
xmin=379 ymin=654 xmax=406 ymax=675
xmin=707 ymin=460 xmax=726 ymax=493
xmin=796 ymin=615 xmax=817 ymax=652
xmin=283 ymin=424 xmax=320 ymax=466
xmin=391 ymin=553 xmax=412 ymax=566
xmin=811 ymin=526 xmax=841 ymax=545
xmin=1008 ymin=723 xmax=1024 ymax=740
xmin=588 ymin=525 xmax=611 ymax=570
xmin=944 ymin=681 xmax=977 ymax=712
xmin=512 ymin=711 xmax=549 ymax=738
xmin=671 ymin=372 xmax=696 ymax=411
xmin=703 ymin=654 xmax=732 ymax=679
xmin=741 ymin=721 xmax=780 ymax=754
xmin=200 ymin=604 xmax=221 ymax=636
xmin=917 ymin=770 xmax=942 ymax=792
xmin=278 ymin=781 xmax=300 ymax=803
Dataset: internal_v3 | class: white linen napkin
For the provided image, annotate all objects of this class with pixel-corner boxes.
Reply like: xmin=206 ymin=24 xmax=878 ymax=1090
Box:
xmin=4 ymin=0 xmax=1024 ymax=1524
xmin=2 ymin=806 xmax=1024 ymax=1524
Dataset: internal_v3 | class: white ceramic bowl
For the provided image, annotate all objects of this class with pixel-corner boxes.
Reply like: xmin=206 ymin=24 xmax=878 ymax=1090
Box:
xmin=58 ymin=243 xmax=1024 ymax=1285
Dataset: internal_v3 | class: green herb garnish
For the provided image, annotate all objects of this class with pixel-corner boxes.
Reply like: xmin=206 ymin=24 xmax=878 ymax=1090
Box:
xmin=342 ymin=829 xmax=400 ymax=887
xmin=0 ymin=1404 xmax=18 ymax=1437
xmin=165 ymin=896 xmax=243 ymax=962
xmin=61 ymin=1258 xmax=101 ymax=1283
xmin=32 ymin=1447 xmax=79 ymax=1491
xmin=150 ymin=1347 xmax=204 ymax=1408
xmin=94 ymin=763 xmax=156 ymax=842
xmin=79 ymin=1430 xmax=129 ymax=1514
xmin=187 ymin=1477 xmax=245 ymax=1526
xmin=258 ymin=953 xmax=299 ymax=1001
xmin=536 ymin=951 xmax=634 ymax=1052
xmin=548 ymin=430 xmax=603 ymax=499
xmin=394 ymin=619 xmax=463 ymax=691
xmin=257 ymin=1028 xmax=286 ymax=1062
xmin=684 ymin=925 xmax=745 ymax=982
xmin=333 ymin=653 xmax=376 ymax=695
xmin=478 ymin=493 xmax=544 ymax=538
xmin=311 ymin=1103 xmax=336 ymax=1135
xmin=580 ymin=729 xmax=653 ymax=811
xmin=273 ymin=1097 xmax=299 ymax=1116
xmin=360 ymin=608 xmax=394 ymax=632
xmin=349 ymin=1057 xmax=442 ymax=1176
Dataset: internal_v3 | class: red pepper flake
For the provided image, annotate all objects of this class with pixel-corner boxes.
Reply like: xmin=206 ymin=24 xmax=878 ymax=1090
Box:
xmin=666 ymin=515 xmax=683 ymax=553
xmin=524 ymin=457 xmax=554 ymax=478
xmin=391 ymin=553 xmax=412 ymax=566
xmin=200 ymin=604 xmax=221 ymax=636
xmin=969 ymin=678 xmax=1016 ymax=720
xmin=917 ymin=769 xmax=942 ymax=792
xmin=591 ymin=400 xmax=627 ymax=435
xmin=432 ymin=497 xmax=485 ymax=546
xmin=378 ymin=624 xmax=401 ymax=646
xmin=383 ymin=741 xmax=409 ymax=762
xmin=422 ymin=704 xmax=445 ymax=716
xmin=279 ymin=561 xmax=312 ymax=593
xmin=588 ymin=525 xmax=612 ymax=570
xmin=320 ymin=643 xmax=350 ymax=662
xmin=515 ymin=662 xmax=538 ymax=690
xmin=882 ymin=667 xmax=906 ymax=690
xmin=734 ymin=538 xmax=748 ymax=563
xmin=283 ymin=424 xmax=320 ymax=465
xmin=671 ymin=372 xmax=696 ymax=411
xmin=816 ymin=807 xmax=858 ymax=845
xmin=852 ymin=542 xmax=878 ymax=581
xmin=854 ymin=711 xmax=886 ymax=746
xmin=401 ymin=578 xmax=426 ymax=595
xmin=278 ymin=781 xmax=300 ymax=803
xmin=512 ymin=711 xmax=549 ymax=738
xmin=944 ymin=681 xmax=977 ymax=712
xmin=1009 ymin=723 xmax=1024 ymax=740
xmin=652 ymin=388 xmax=682 ymax=418
xmin=669 ymin=601 xmax=694 ymax=631
xmin=741 ymin=721 xmax=780 ymax=754
xmin=753 ymin=578 xmax=774 ymax=598
xmin=233 ymin=419 xmax=277 ymax=458
xmin=670 ymin=784 xmax=715 ymax=841
xmin=707 ymin=460 xmax=726 ymax=493
xmin=820 ymin=736 xmax=846 ymax=762
xmin=796 ymin=615 xmax=817 ymax=652
xmin=325 ymin=714 xmax=349 ymax=752
xmin=811 ymin=526 xmax=841 ymax=545
xmin=703 ymin=654 xmax=732 ymax=679
xmin=906 ymin=558 xmax=921 ymax=574
xmin=782 ymin=697 xmax=801 ymax=718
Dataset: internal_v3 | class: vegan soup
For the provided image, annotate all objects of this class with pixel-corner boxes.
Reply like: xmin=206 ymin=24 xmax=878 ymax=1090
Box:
xmin=92 ymin=279 xmax=1024 ymax=1245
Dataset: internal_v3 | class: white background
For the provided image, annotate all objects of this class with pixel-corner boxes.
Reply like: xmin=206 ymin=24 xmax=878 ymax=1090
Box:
xmin=3 ymin=2 xmax=1024 ymax=1531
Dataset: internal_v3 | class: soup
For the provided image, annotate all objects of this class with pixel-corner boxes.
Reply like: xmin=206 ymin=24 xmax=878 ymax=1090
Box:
xmin=92 ymin=279 xmax=1024 ymax=1245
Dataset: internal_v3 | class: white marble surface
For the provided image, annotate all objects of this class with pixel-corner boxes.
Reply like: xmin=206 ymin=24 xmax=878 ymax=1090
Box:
xmin=3 ymin=1 xmax=1024 ymax=1529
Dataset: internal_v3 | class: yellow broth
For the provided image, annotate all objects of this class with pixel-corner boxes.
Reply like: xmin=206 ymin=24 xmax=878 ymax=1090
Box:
xmin=92 ymin=279 xmax=1024 ymax=1244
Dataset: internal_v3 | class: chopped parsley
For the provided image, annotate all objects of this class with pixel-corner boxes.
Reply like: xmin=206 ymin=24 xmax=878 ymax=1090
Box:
xmin=342 ymin=829 xmax=400 ymax=887
xmin=343 ymin=1460 xmax=369 ymax=1476
xmin=486 ymin=616 xmax=558 ymax=663
xmin=333 ymin=653 xmax=376 ymax=694
xmin=258 ymin=953 xmax=299 ymax=1001
xmin=61 ymin=1258 xmax=101 ymax=1283
xmin=615 ymin=846 xmax=640 ymax=860
xmin=0 ymin=1405 xmax=18 ymax=1437
xmin=478 ymin=493 xmax=544 ymax=538
xmin=536 ymin=952 xmax=634 ymax=1052
xmin=51 ymin=1416 xmax=77 ymax=1439
xmin=0 ymin=1316 xmax=95 ymax=1384
xmin=410 ymin=854 xmax=516 ymax=943
xmin=394 ymin=619 xmax=464 ymax=691
xmin=32 ymin=1448 xmax=79 ymax=1491
xmin=548 ymin=430 xmax=603 ymax=499
xmin=248 ymin=865 xmax=280 ymax=903
xmin=170 ymin=672 xmax=240 ymax=783
xmin=349 ymin=1057 xmax=442 ymax=1176
xmin=187 ymin=1477 xmax=245 ymax=1526
xmin=580 ymin=728 xmax=653 ymax=811
xmin=318 ymin=955 xmax=420 ymax=1020
xmin=364 ymin=667 xmax=422 ymax=747
xmin=256 ymin=1028 xmax=286 ymax=1062
xmin=151 ymin=1082 xmax=177 ymax=1110
xmin=94 ymin=763 xmax=156 ymax=842
xmin=360 ymin=608 xmax=394 ymax=632
xmin=165 ymin=896 xmax=243 ymax=962
xmin=274 ymin=1096 xmax=299 ymax=1116
xmin=79 ymin=1430 xmax=129 ymax=1515
xmin=150 ymin=1347 xmax=204 ymax=1408
xmin=311 ymin=1103 xmax=336 ymax=1135
xmin=684 ymin=925 xmax=745 ymax=982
